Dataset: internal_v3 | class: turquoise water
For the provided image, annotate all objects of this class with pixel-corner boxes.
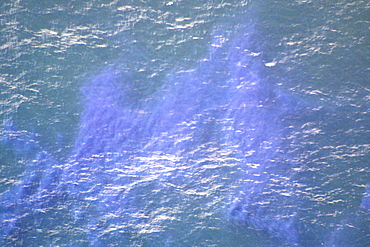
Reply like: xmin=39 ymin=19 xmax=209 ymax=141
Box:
xmin=1 ymin=0 xmax=369 ymax=246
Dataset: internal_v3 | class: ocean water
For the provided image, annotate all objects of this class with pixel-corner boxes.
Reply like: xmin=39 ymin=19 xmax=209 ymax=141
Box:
xmin=0 ymin=0 xmax=369 ymax=246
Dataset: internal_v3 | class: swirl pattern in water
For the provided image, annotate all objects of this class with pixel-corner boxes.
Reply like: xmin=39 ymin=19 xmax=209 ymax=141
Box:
xmin=1 ymin=2 xmax=370 ymax=246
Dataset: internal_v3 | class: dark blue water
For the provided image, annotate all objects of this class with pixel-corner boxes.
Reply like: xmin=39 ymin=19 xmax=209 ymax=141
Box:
xmin=1 ymin=0 xmax=369 ymax=246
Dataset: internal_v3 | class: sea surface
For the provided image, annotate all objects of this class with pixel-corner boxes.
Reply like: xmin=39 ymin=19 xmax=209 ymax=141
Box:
xmin=0 ymin=0 xmax=369 ymax=246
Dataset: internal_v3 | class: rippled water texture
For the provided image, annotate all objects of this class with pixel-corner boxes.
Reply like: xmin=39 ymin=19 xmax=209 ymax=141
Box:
xmin=1 ymin=0 xmax=369 ymax=246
